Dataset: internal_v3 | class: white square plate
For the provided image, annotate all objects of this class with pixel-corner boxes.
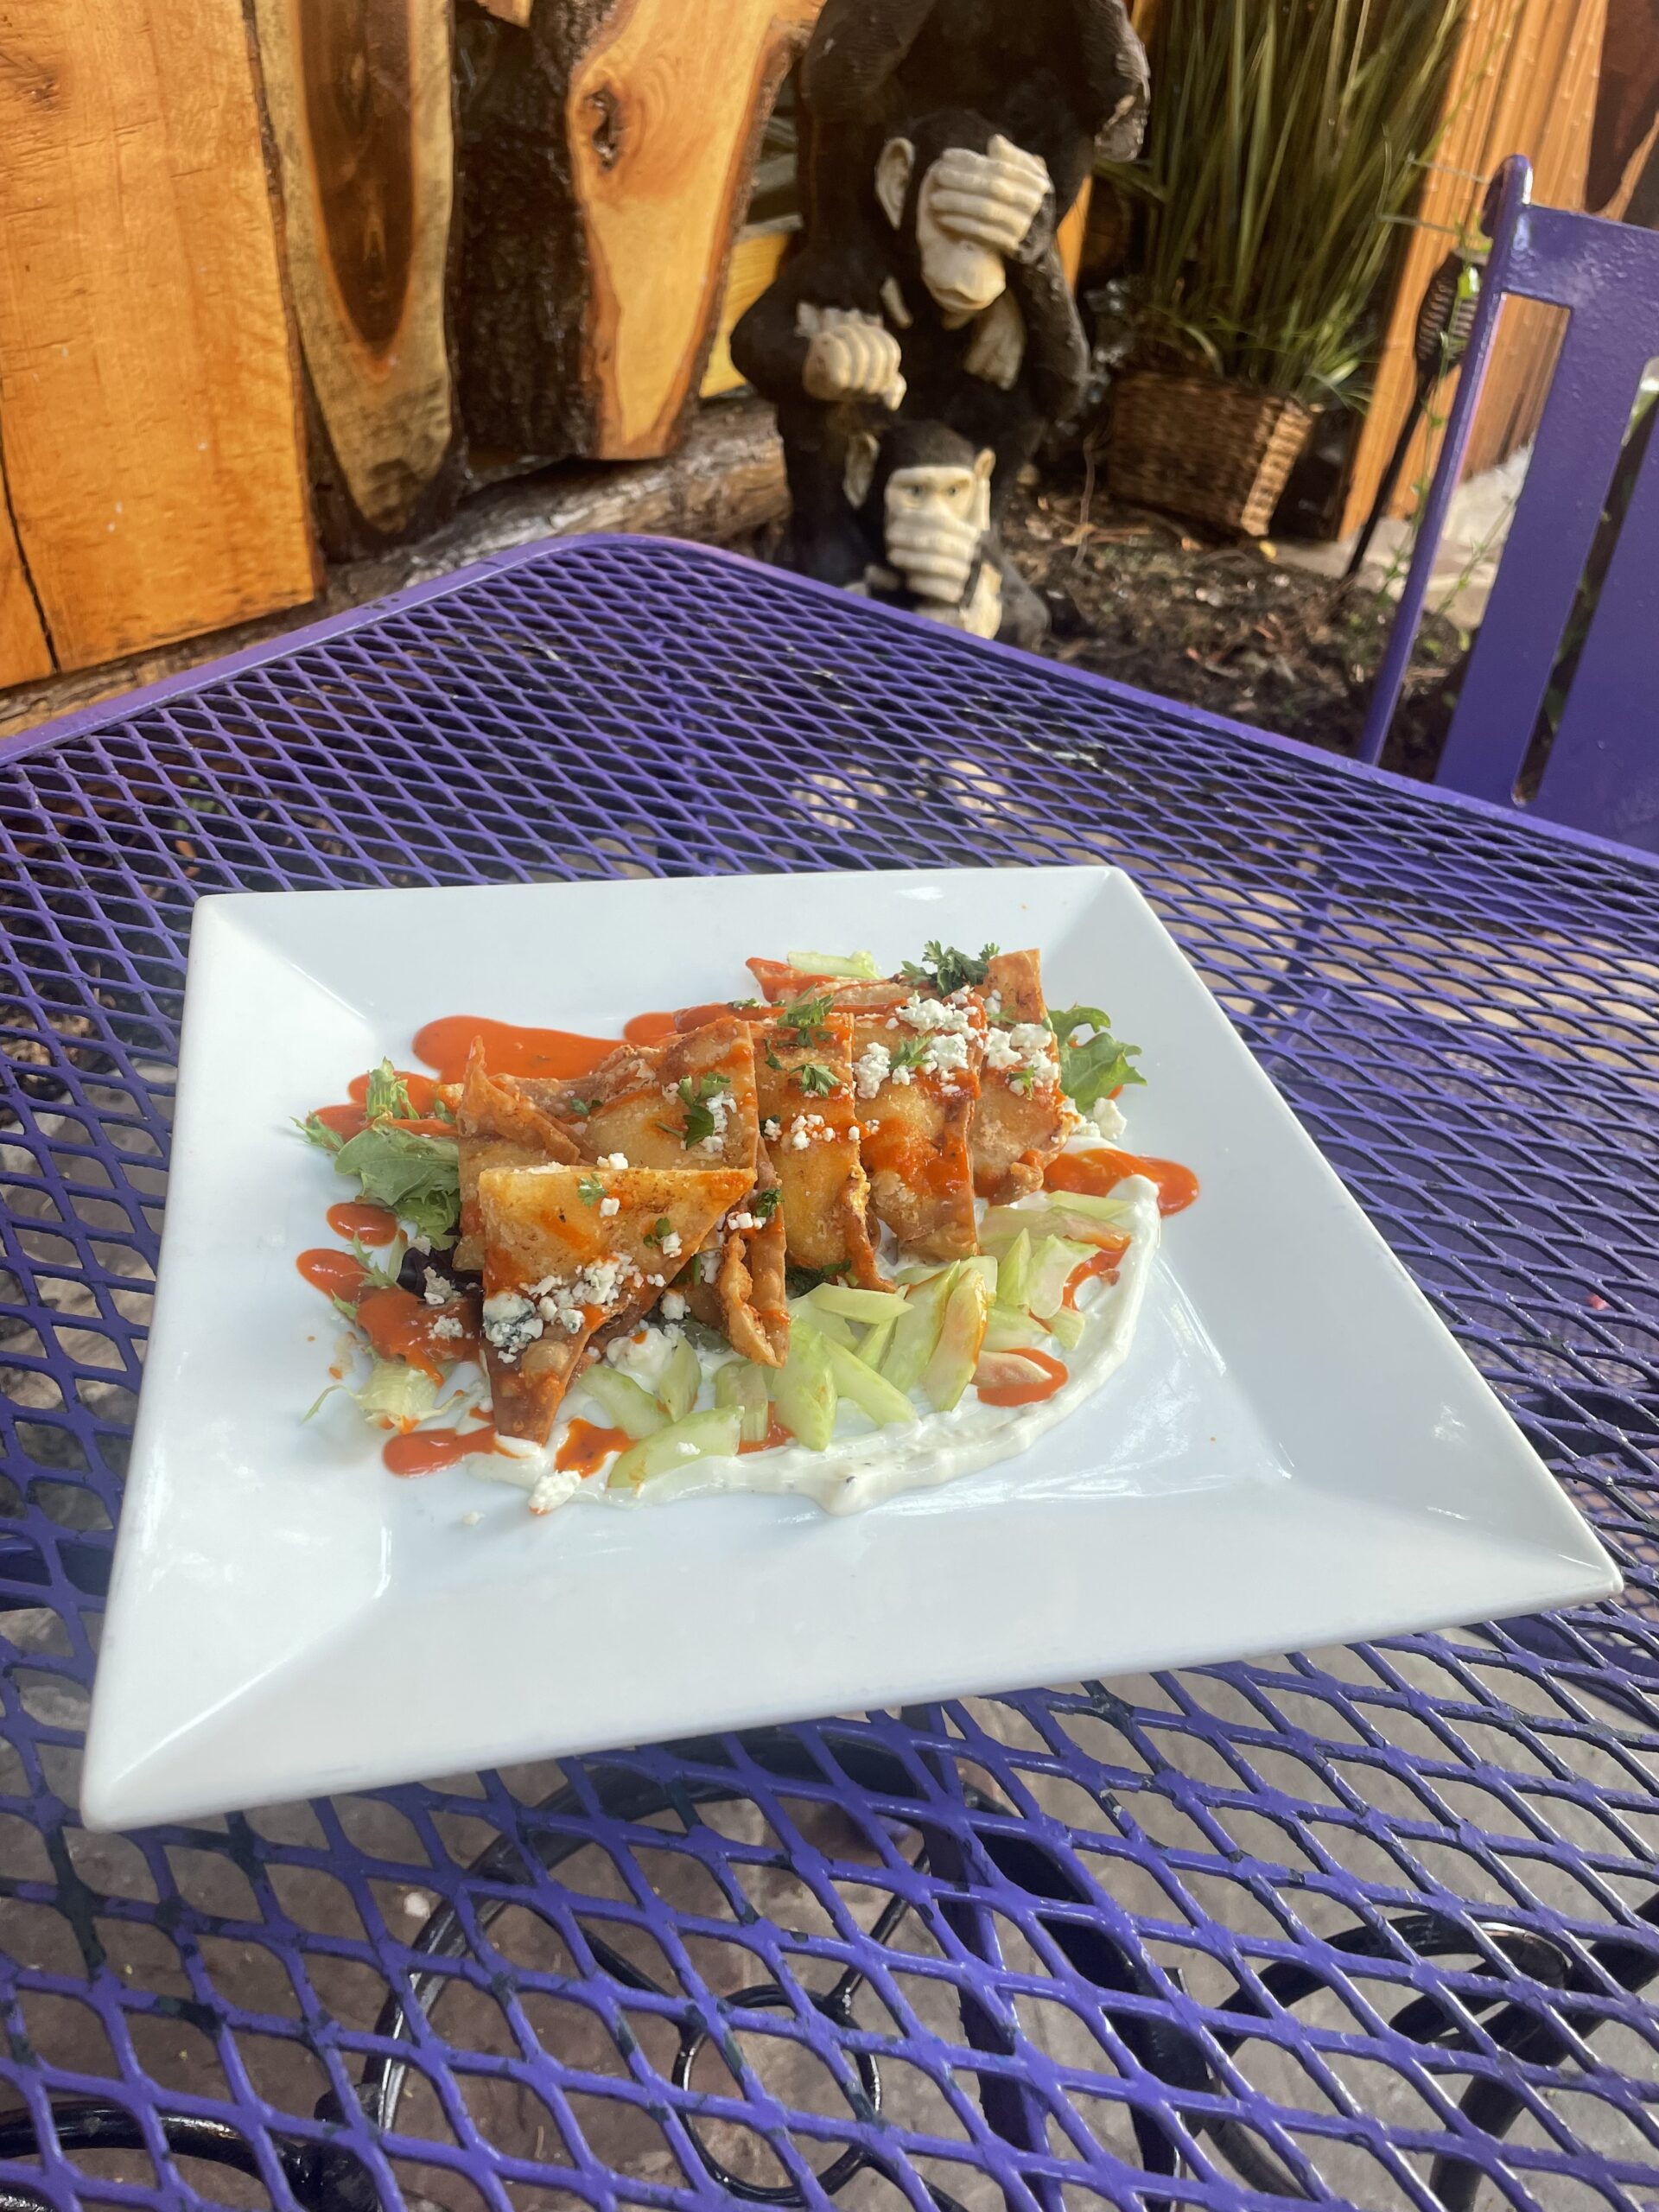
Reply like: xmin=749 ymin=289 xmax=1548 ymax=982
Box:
xmin=83 ymin=868 xmax=1618 ymax=1830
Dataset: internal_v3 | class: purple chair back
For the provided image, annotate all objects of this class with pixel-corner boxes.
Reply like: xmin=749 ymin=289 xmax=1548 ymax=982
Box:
xmin=1360 ymin=156 xmax=1659 ymax=851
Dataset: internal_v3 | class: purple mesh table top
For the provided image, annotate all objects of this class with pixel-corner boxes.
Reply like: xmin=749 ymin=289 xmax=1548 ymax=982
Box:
xmin=2 ymin=534 xmax=1658 ymax=2212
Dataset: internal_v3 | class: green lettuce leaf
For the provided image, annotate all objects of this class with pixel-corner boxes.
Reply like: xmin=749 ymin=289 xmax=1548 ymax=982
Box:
xmin=363 ymin=1059 xmax=413 ymax=1122
xmin=1046 ymin=1005 xmax=1145 ymax=1110
xmin=334 ymin=1124 xmax=460 ymax=1245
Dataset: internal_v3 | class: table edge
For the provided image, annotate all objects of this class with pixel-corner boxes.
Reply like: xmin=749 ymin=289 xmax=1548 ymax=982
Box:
xmin=6 ymin=531 xmax=1656 ymax=882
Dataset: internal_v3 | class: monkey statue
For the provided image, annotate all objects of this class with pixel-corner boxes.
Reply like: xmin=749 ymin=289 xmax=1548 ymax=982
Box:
xmin=846 ymin=419 xmax=1003 ymax=639
xmin=731 ymin=105 xmax=1085 ymax=641
xmin=799 ymin=0 xmax=1149 ymax=251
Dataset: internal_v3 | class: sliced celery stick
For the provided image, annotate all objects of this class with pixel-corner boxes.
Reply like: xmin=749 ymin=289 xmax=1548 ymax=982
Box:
xmin=960 ymin=1253 xmax=998 ymax=1297
xmin=979 ymin=1206 xmax=1041 ymax=1250
xmin=788 ymin=1296 xmax=856 ymax=1348
xmin=995 ymin=1230 xmax=1032 ymax=1310
xmin=984 ymin=1305 xmax=1049 ymax=1353
xmin=804 ymin=1284 xmax=906 ymax=1324
xmin=772 ymin=1325 xmax=838 ymax=1448
xmin=1051 ymin=1187 xmax=1136 ymax=1217
xmin=714 ymin=1360 xmax=772 ymax=1446
xmin=1027 ymin=1235 xmax=1093 ymax=1319
xmin=786 ymin=949 xmax=881 ymax=979
xmin=861 ymin=1314 xmax=898 ymax=1372
xmin=1048 ymin=1305 xmax=1086 ymax=1351
xmin=818 ymin=1335 xmax=918 ymax=1427
xmin=881 ymin=1265 xmax=959 ymax=1392
xmin=578 ymin=1364 xmax=669 ymax=1440
xmin=923 ymin=1271 xmax=990 ymax=1412
xmin=657 ymin=1337 xmax=702 ymax=1422
xmin=607 ymin=1407 xmax=743 ymax=1490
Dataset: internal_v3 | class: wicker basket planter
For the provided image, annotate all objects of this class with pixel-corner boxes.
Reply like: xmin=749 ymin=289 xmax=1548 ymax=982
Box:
xmin=1105 ymin=371 xmax=1314 ymax=537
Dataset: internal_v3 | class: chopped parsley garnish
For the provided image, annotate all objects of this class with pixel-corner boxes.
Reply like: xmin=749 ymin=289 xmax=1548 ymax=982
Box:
xmin=899 ymin=942 xmax=999 ymax=994
xmin=753 ymin=1187 xmax=782 ymax=1223
xmin=796 ymin=1062 xmax=837 ymax=1096
xmin=890 ymin=1037 xmax=929 ymax=1072
xmin=569 ymin=1098 xmax=595 ymax=1119
xmin=363 ymin=1060 xmax=413 ymax=1122
xmin=1008 ymin=1067 xmax=1038 ymax=1095
xmin=1046 ymin=1005 xmax=1146 ymax=1109
xmin=729 ymin=997 xmax=761 ymax=1010
xmin=577 ymin=1174 xmax=605 ymax=1205
xmin=765 ymin=1049 xmax=783 ymax=1071
xmin=644 ymin=1216 xmax=673 ymax=1249
xmin=776 ymin=993 xmax=836 ymax=1046
xmin=785 ymin=1263 xmax=842 ymax=1298
xmin=676 ymin=1072 xmax=731 ymax=1147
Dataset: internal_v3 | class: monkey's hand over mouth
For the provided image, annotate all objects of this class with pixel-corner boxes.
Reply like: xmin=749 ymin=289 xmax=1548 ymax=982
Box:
xmin=885 ymin=509 xmax=982 ymax=605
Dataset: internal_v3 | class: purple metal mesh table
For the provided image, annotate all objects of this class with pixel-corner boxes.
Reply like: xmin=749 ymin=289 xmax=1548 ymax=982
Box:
xmin=2 ymin=535 xmax=1658 ymax=2212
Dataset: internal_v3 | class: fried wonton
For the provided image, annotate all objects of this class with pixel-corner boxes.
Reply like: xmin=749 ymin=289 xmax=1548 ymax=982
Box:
xmin=972 ymin=950 xmax=1069 ymax=1202
xmin=478 ymin=1164 xmax=749 ymax=1442
xmin=454 ymin=1042 xmax=581 ymax=1273
xmin=525 ymin=1018 xmax=759 ymax=1177
xmin=849 ymin=988 xmax=983 ymax=1262
xmin=683 ymin=1139 xmax=790 ymax=1365
xmin=753 ymin=1002 xmax=881 ymax=1285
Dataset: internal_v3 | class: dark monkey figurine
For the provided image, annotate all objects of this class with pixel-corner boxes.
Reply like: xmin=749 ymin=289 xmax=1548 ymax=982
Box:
xmin=732 ymin=105 xmax=1089 ymax=639
xmin=847 ymin=418 xmax=1003 ymax=637
xmin=800 ymin=0 xmax=1150 ymax=245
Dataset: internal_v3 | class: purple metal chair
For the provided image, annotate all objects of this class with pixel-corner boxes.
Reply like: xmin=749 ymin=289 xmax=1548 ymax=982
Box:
xmin=1361 ymin=155 xmax=1659 ymax=851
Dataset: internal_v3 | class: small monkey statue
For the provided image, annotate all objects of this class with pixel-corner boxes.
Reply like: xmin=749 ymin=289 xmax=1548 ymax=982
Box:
xmin=731 ymin=105 xmax=1084 ymax=641
xmin=847 ymin=419 xmax=1003 ymax=639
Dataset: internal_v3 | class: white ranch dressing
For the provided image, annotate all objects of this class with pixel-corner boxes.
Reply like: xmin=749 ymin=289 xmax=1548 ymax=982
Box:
xmin=480 ymin=1177 xmax=1162 ymax=1519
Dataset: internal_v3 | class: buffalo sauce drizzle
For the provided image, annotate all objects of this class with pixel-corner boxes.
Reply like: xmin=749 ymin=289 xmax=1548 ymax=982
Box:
xmin=555 ymin=1420 xmax=632 ymax=1478
xmin=326 ymin=1201 xmax=399 ymax=1246
xmin=383 ymin=1425 xmax=499 ymax=1478
xmin=976 ymin=1349 xmax=1069 ymax=1408
xmin=1063 ymin=1241 xmax=1128 ymax=1309
xmin=296 ymin=1249 xmax=480 ymax=1383
xmin=741 ymin=1414 xmax=794 ymax=1456
xmin=1047 ymin=1147 xmax=1200 ymax=1216
xmin=413 ymin=1015 xmax=617 ymax=1084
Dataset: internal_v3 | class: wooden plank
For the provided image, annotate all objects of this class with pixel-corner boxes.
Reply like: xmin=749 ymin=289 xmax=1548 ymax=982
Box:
xmin=1058 ymin=177 xmax=1093 ymax=286
xmin=249 ymin=0 xmax=462 ymax=556
xmin=1459 ymin=0 xmax=1606 ymax=481
xmin=1337 ymin=0 xmax=1610 ymax=539
xmin=0 ymin=0 xmax=318 ymax=672
xmin=0 ymin=486 xmax=54 ymax=689
xmin=1588 ymin=0 xmax=1659 ymax=213
xmin=703 ymin=226 xmax=795 ymax=400
xmin=568 ymin=0 xmax=824 ymax=461
xmin=0 ymin=398 xmax=790 ymax=749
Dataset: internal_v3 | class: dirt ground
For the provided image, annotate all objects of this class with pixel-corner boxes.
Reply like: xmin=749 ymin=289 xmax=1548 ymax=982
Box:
xmin=1001 ymin=473 xmax=1466 ymax=777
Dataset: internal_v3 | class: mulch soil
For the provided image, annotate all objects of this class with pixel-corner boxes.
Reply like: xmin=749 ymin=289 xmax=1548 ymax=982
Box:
xmin=1003 ymin=474 xmax=1465 ymax=778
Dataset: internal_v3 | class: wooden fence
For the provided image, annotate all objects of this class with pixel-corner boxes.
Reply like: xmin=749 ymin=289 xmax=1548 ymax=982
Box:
xmin=0 ymin=0 xmax=1618 ymax=700
xmin=1338 ymin=0 xmax=1612 ymax=536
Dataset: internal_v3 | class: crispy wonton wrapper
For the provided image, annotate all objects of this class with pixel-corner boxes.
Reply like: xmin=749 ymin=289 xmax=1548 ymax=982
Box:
xmin=682 ymin=1138 xmax=789 ymax=1364
xmin=454 ymin=1042 xmax=580 ymax=1273
xmin=479 ymin=1164 xmax=749 ymax=1442
xmin=753 ymin=1007 xmax=881 ymax=1285
xmin=505 ymin=1019 xmax=786 ymax=1363
xmin=971 ymin=950 xmax=1069 ymax=1201
xmin=525 ymin=1018 xmax=760 ymax=1176
xmin=848 ymin=988 xmax=983 ymax=1263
